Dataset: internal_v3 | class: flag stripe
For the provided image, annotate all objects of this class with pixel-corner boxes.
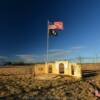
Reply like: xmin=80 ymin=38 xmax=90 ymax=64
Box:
xmin=48 ymin=21 xmax=63 ymax=30
xmin=54 ymin=21 xmax=63 ymax=30
xmin=48 ymin=25 xmax=56 ymax=30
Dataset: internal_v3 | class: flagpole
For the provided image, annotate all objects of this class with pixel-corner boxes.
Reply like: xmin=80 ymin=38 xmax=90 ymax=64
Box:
xmin=46 ymin=20 xmax=49 ymax=64
xmin=46 ymin=20 xmax=63 ymax=64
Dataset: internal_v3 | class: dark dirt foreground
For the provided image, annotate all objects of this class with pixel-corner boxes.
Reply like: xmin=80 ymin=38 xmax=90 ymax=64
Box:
xmin=0 ymin=72 xmax=99 ymax=100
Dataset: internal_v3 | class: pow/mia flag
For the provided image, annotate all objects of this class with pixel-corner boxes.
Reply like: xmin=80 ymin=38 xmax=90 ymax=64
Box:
xmin=49 ymin=30 xmax=58 ymax=36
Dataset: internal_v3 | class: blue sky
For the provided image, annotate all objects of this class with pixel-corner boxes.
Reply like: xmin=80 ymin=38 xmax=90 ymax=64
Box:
xmin=0 ymin=0 xmax=100 ymax=63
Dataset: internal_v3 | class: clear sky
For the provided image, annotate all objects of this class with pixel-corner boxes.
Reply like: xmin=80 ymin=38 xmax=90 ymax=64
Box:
xmin=0 ymin=0 xmax=100 ymax=63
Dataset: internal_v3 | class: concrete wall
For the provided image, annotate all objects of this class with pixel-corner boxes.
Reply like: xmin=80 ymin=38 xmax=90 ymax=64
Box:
xmin=45 ymin=61 xmax=82 ymax=78
xmin=33 ymin=64 xmax=45 ymax=75
xmin=46 ymin=63 xmax=56 ymax=74
xmin=71 ymin=63 xmax=81 ymax=78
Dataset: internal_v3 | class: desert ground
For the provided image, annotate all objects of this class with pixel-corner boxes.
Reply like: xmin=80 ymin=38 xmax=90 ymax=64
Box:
xmin=0 ymin=69 xmax=99 ymax=100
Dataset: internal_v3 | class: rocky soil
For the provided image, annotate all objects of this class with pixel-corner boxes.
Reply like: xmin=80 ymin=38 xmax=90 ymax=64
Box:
xmin=0 ymin=73 xmax=99 ymax=100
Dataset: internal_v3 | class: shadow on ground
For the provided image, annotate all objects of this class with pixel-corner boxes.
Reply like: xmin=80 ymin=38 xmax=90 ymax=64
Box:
xmin=82 ymin=70 xmax=100 ymax=78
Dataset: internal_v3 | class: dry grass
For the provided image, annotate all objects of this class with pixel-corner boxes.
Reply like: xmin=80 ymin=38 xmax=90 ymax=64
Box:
xmin=0 ymin=64 xmax=99 ymax=100
xmin=0 ymin=72 xmax=99 ymax=100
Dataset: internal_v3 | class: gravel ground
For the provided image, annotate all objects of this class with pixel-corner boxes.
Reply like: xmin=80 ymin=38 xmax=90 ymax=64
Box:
xmin=0 ymin=73 xmax=99 ymax=100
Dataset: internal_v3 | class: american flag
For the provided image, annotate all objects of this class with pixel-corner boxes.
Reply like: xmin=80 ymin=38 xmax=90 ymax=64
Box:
xmin=48 ymin=21 xmax=63 ymax=30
